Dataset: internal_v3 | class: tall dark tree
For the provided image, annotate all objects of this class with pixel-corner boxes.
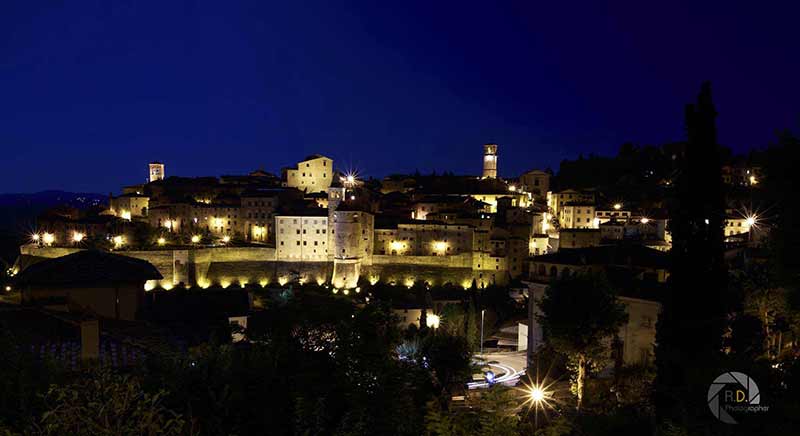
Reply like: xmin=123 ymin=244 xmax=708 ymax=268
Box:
xmin=655 ymin=82 xmax=729 ymax=431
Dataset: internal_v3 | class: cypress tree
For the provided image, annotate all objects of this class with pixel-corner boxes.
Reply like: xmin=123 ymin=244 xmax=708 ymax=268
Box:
xmin=654 ymin=82 xmax=729 ymax=431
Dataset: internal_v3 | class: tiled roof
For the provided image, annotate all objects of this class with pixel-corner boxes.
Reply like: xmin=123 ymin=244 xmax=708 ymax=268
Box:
xmin=15 ymin=250 xmax=162 ymax=286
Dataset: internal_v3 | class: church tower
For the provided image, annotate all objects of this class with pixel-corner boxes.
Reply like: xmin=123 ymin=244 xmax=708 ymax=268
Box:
xmin=149 ymin=162 xmax=165 ymax=182
xmin=482 ymin=144 xmax=498 ymax=179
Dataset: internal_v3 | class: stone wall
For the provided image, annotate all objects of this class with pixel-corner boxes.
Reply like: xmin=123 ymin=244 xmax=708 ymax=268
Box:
xmin=19 ymin=246 xmax=507 ymax=290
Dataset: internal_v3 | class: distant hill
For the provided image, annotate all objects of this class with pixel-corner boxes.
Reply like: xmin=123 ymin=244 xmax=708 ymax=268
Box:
xmin=0 ymin=190 xmax=106 ymax=265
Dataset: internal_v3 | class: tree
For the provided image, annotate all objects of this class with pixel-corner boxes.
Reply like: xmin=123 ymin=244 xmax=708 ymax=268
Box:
xmin=466 ymin=300 xmax=480 ymax=352
xmin=537 ymin=272 xmax=627 ymax=410
xmin=33 ymin=369 xmax=185 ymax=436
xmin=419 ymin=333 xmax=472 ymax=395
xmin=735 ymin=264 xmax=788 ymax=358
xmin=655 ymin=82 xmax=729 ymax=429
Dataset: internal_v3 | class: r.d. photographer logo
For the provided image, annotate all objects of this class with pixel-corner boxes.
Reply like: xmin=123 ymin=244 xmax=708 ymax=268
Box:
xmin=707 ymin=372 xmax=769 ymax=424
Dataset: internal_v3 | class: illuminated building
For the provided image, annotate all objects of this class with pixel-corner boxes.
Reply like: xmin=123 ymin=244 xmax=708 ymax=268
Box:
xmin=482 ymin=143 xmax=498 ymax=179
xmin=149 ymin=161 xmax=165 ymax=182
xmin=282 ymin=154 xmax=334 ymax=193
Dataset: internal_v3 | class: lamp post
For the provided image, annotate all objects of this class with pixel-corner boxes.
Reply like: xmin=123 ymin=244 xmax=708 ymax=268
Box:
xmin=480 ymin=309 xmax=485 ymax=356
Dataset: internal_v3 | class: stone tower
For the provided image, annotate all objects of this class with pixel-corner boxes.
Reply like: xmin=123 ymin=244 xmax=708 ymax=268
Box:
xmin=327 ymin=186 xmax=374 ymax=289
xmin=149 ymin=162 xmax=165 ymax=183
xmin=482 ymin=144 xmax=498 ymax=179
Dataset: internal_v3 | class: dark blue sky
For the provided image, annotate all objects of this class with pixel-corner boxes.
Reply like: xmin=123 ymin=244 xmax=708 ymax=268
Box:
xmin=2 ymin=1 xmax=799 ymax=193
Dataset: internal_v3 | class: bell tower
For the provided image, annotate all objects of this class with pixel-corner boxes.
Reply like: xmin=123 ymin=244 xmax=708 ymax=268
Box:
xmin=149 ymin=161 xmax=165 ymax=182
xmin=482 ymin=144 xmax=498 ymax=179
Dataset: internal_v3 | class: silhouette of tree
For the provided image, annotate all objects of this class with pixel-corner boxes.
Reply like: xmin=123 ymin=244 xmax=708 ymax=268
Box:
xmin=655 ymin=82 xmax=729 ymax=431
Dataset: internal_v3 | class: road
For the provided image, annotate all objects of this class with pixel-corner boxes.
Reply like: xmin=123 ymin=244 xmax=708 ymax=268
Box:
xmin=467 ymin=351 xmax=527 ymax=389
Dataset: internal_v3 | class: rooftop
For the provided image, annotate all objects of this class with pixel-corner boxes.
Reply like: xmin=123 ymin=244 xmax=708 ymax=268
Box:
xmin=15 ymin=250 xmax=163 ymax=286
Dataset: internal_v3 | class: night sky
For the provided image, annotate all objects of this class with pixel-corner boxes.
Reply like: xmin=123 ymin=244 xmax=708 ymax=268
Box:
xmin=2 ymin=1 xmax=799 ymax=193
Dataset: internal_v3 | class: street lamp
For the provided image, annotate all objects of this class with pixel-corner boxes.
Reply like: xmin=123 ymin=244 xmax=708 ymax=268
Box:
xmin=529 ymin=385 xmax=546 ymax=403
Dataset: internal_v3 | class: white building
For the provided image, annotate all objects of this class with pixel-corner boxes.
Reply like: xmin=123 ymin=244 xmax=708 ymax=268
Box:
xmin=275 ymin=215 xmax=330 ymax=261
xmin=558 ymin=203 xmax=597 ymax=229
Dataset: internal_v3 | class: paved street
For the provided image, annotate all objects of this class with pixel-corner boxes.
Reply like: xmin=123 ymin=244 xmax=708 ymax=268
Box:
xmin=467 ymin=351 xmax=527 ymax=389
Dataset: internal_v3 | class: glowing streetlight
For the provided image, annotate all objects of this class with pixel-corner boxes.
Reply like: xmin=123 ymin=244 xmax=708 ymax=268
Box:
xmin=529 ymin=385 xmax=546 ymax=403
xmin=746 ymin=216 xmax=756 ymax=227
xmin=112 ymin=235 xmax=125 ymax=248
xmin=72 ymin=232 xmax=84 ymax=243
xmin=191 ymin=235 xmax=201 ymax=244
xmin=157 ymin=237 xmax=166 ymax=246
xmin=433 ymin=241 xmax=447 ymax=254
xmin=222 ymin=235 xmax=231 ymax=243
xmin=426 ymin=314 xmax=440 ymax=329
xmin=613 ymin=203 xmax=622 ymax=210
xmin=42 ymin=232 xmax=55 ymax=246
xmin=640 ymin=217 xmax=650 ymax=224
xmin=519 ymin=377 xmax=556 ymax=422
xmin=31 ymin=233 xmax=40 ymax=242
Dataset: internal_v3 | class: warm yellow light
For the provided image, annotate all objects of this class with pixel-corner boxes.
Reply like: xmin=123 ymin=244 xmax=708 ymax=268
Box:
xmin=426 ymin=314 xmax=440 ymax=329
xmin=433 ymin=241 xmax=447 ymax=253
xmin=220 ymin=279 xmax=231 ymax=289
xmin=343 ymin=289 xmax=349 ymax=295
xmin=509 ymin=185 xmax=516 ymax=192
xmin=530 ymin=386 xmax=545 ymax=403
xmin=191 ymin=235 xmax=201 ymax=243
xmin=749 ymin=175 xmax=758 ymax=185
xmin=31 ymin=233 xmax=40 ymax=242
xmin=112 ymin=235 xmax=125 ymax=247
xmin=71 ymin=232 xmax=84 ymax=242
xmin=213 ymin=217 xmax=224 ymax=227
xmin=520 ymin=380 xmax=554 ymax=411
xmin=222 ymin=235 xmax=231 ymax=243
xmin=390 ymin=241 xmax=404 ymax=251
xmin=640 ymin=217 xmax=650 ymax=224
xmin=164 ymin=220 xmax=173 ymax=229
xmin=332 ymin=288 xmax=339 ymax=294
xmin=746 ymin=216 xmax=756 ymax=227
xmin=613 ymin=203 xmax=622 ymax=210
xmin=120 ymin=210 xmax=132 ymax=220
xmin=4 ymin=286 xmax=11 ymax=292
xmin=346 ymin=175 xmax=355 ymax=184
xmin=157 ymin=237 xmax=166 ymax=245
xmin=355 ymin=286 xmax=361 ymax=293
xmin=42 ymin=232 xmax=55 ymax=245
